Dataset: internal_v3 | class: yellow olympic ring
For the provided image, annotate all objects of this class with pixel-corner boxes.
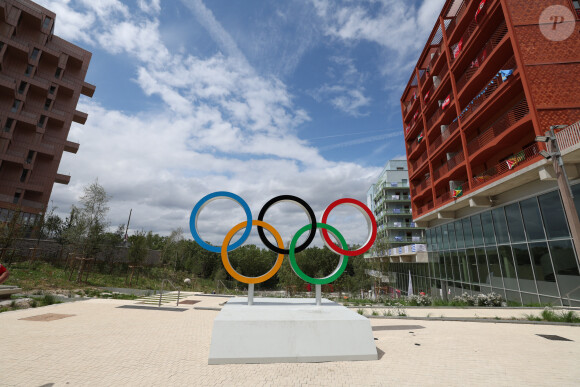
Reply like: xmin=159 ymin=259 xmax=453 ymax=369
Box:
xmin=221 ymin=220 xmax=285 ymax=284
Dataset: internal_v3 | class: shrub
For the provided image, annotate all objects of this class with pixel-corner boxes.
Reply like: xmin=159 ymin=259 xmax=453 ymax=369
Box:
xmin=406 ymin=294 xmax=432 ymax=306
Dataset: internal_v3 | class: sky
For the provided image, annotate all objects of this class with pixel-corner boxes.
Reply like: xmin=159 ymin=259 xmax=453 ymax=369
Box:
xmin=37 ymin=0 xmax=445 ymax=248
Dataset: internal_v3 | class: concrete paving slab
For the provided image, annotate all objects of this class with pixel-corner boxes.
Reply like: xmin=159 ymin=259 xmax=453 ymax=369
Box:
xmin=1 ymin=296 xmax=580 ymax=386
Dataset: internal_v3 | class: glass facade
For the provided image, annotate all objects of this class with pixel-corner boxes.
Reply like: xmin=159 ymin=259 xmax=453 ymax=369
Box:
xmin=390 ymin=187 xmax=580 ymax=306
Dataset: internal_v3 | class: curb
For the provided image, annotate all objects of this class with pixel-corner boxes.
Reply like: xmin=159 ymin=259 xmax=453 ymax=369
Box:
xmin=367 ymin=315 xmax=580 ymax=327
xmin=194 ymin=306 xmax=222 ymax=311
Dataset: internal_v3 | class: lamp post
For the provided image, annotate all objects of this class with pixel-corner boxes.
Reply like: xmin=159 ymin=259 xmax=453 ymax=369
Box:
xmin=536 ymin=125 xmax=580 ymax=263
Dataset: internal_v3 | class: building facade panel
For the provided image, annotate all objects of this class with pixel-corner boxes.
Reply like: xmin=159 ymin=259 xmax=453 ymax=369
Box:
xmin=0 ymin=0 xmax=94 ymax=224
xmin=395 ymin=0 xmax=580 ymax=305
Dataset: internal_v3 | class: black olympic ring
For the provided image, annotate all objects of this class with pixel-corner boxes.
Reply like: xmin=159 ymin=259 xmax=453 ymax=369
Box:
xmin=257 ymin=195 xmax=317 ymax=255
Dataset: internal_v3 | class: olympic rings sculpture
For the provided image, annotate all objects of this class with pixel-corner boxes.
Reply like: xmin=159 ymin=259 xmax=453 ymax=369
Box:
xmin=189 ymin=191 xmax=377 ymax=285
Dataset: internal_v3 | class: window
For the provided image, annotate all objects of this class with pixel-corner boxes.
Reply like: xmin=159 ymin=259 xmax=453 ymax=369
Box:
xmin=49 ymin=85 xmax=56 ymax=94
xmin=538 ymin=191 xmax=569 ymax=239
xmin=25 ymin=64 xmax=34 ymax=76
xmin=481 ymin=212 xmax=496 ymax=245
xmin=18 ymin=81 xmax=27 ymax=94
xmin=512 ymin=243 xmax=538 ymax=293
xmin=13 ymin=192 xmax=21 ymax=204
xmin=492 ymin=208 xmax=510 ymax=244
xmin=549 ymin=239 xmax=580 ymax=298
xmin=30 ymin=48 xmax=40 ymax=60
xmin=26 ymin=150 xmax=34 ymax=164
xmin=573 ymin=1 xmax=580 ymax=19
xmin=55 ymin=67 xmax=62 ymax=78
xmin=44 ymin=98 xmax=52 ymax=110
xmin=520 ymin=197 xmax=545 ymax=241
xmin=505 ymin=203 xmax=526 ymax=242
xmin=38 ymin=115 xmax=47 ymax=128
xmin=20 ymin=169 xmax=28 ymax=182
xmin=3 ymin=118 xmax=13 ymax=132
xmin=529 ymin=242 xmax=559 ymax=297
xmin=11 ymin=100 xmax=21 ymax=112
xmin=471 ymin=214 xmax=484 ymax=246
xmin=42 ymin=16 xmax=52 ymax=30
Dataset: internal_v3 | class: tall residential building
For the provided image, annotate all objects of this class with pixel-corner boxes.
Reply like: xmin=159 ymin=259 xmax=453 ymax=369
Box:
xmin=0 ymin=0 xmax=95 ymax=226
xmin=399 ymin=0 xmax=580 ymax=305
xmin=367 ymin=159 xmax=425 ymax=252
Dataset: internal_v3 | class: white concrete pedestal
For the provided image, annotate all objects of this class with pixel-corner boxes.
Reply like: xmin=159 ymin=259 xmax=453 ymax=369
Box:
xmin=208 ymin=297 xmax=378 ymax=364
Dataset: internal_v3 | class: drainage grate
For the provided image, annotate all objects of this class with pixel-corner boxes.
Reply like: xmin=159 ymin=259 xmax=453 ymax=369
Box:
xmin=372 ymin=325 xmax=425 ymax=331
xmin=536 ymin=334 xmax=573 ymax=341
xmin=117 ymin=305 xmax=188 ymax=312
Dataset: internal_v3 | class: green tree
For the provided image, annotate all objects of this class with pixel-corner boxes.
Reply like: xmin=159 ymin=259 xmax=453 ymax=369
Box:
xmin=127 ymin=230 xmax=148 ymax=265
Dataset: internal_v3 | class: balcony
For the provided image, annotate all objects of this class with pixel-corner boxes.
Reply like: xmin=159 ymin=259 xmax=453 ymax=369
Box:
xmin=55 ymin=173 xmax=71 ymax=185
xmin=416 ymin=201 xmax=434 ymax=217
xmin=466 ymin=98 xmax=529 ymax=155
xmin=458 ymin=56 xmax=517 ymax=124
xmin=412 ymin=175 xmax=431 ymax=198
xmin=455 ymin=21 xmax=508 ymax=93
xmin=409 ymin=150 xmax=428 ymax=175
xmin=426 ymin=93 xmax=454 ymax=132
xmin=434 ymin=180 xmax=470 ymax=207
xmin=432 ymin=151 xmax=465 ymax=182
xmin=408 ymin=133 xmax=425 ymax=158
xmin=444 ymin=0 xmax=468 ymax=38
xmin=385 ymin=209 xmax=412 ymax=215
xmin=387 ymin=222 xmax=418 ymax=229
xmin=471 ymin=143 xmax=541 ymax=189
xmin=429 ymin=119 xmax=460 ymax=155
xmin=64 ymin=140 xmax=79 ymax=154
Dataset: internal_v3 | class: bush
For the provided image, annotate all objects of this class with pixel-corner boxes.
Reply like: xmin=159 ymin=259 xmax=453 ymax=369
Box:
xmin=406 ymin=294 xmax=432 ymax=306
xmin=476 ymin=292 xmax=503 ymax=307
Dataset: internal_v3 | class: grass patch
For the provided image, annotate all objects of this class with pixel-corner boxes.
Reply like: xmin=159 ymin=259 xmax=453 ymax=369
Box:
xmin=525 ymin=309 xmax=580 ymax=323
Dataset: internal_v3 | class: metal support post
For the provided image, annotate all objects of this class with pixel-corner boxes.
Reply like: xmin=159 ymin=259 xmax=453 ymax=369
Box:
xmin=248 ymin=283 xmax=254 ymax=306
xmin=315 ymin=284 xmax=322 ymax=306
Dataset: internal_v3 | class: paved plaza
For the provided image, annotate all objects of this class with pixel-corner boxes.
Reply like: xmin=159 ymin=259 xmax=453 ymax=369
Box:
xmin=1 ymin=294 xmax=580 ymax=386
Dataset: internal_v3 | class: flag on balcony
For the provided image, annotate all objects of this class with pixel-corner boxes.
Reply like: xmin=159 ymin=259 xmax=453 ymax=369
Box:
xmin=394 ymin=236 xmax=403 ymax=241
xmin=475 ymin=174 xmax=492 ymax=184
xmin=406 ymin=124 xmax=411 ymax=133
xmin=499 ymin=69 xmax=514 ymax=82
xmin=475 ymin=0 xmax=487 ymax=22
xmin=391 ymin=182 xmax=398 ymax=187
xmin=452 ymin=187 xmax=463 ymax=198
xmin=413 ymin=111 xmax=418 ymax=121
xmin=441 ymin=95 xmax=451 ymax=110
xmin=417 ymin=133 xmax=424 ymax=143
xmin=453 ymin=38 xmax=463 ymax=58
xmin=424 ymin=90 xmax=430 ymax=102
xmin=506 ymin=152 xmax=525 ymax=170
xmin=471 ymin=57 xmax=480 ymax=68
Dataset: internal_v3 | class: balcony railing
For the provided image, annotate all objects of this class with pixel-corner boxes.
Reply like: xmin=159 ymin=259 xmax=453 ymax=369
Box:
xmin=409 ymin=151 xmax=428 ymax=174
xmin=445 ymin=0 xmax=468 ymax=37
xmin=471 ymin=143 xmax=541 ymax=188
xmin=413 ymin=175 xmax=431 ymax=197
xmin=387 ymin=223 xmax=418 ymax=228
xmin=385 ymin=209 xmax=412 ymax=215
xmin=435 ymin=180 xmax=469 ymax=206
xmin=455 ymin=21 xmax=508 ymax=92
xmin=429 ymin=119 xmax=460 ymax=154
xmin=554 ymin=120 xmax=580 ymax=151
xmin=450 ymin=4 xmax=482 ymax=64
xmin=466 ymin=98 xmax=529 ymax=154
xmin=427 ymin=46 xmax=442 ymax=73
xmin=432 ymin=151 xmax=465 ymax=181
xmin=458 ymin=56 xmax=517 ymax=123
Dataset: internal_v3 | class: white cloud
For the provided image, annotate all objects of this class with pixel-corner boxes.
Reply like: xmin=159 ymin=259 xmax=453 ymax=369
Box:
xmin=311 ymin=56 xmax=371 ymax=117
xmin=42 ymin=0 xmax=382 ymax=248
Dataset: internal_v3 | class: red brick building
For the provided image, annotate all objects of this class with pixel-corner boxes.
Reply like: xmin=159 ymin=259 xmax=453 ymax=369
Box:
xmin=0 ymin=0 xmax=95 ymax=225
xmin=402 ymin=0 xmax=580 ymax=219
